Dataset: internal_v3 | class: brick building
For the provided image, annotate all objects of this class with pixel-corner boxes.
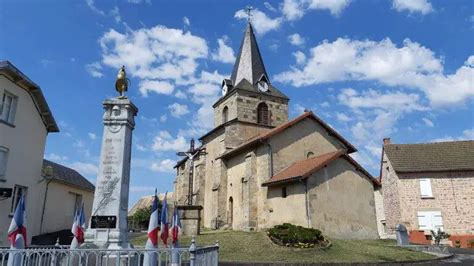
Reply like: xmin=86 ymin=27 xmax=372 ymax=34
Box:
xmin=377 ymin=138 xmax=474 ymax=247
xmin=173 ymin=22 xmax=379 ymax=239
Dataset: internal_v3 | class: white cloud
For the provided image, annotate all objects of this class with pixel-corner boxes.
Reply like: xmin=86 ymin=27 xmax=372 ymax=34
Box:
xmin=211 ymin=36 xmax=236 ymax=64
xmin=88 ymin=133 xmax=97 ymax=140
xmin=45 ymin=153 xmax=68 ymax=162
xmin=234 ymin=8 xmax=282 ymax=35
xmin=85 ymin=0 xmax=105 ymax=15
xmin=422 ymin=117 xmax=434 ymax=127
xmin=99 ymin=25 xmax=208 ymax=84
xmin=183 ymin=17 xmax=191 ymax=26
xmin=293 ymin=51 xmax=306 ymax=65
xmin=392 ymin=0 xmax=433 ymax=15
xmin=138 ymin=80 xmax=174 ymax=97
xmin=85 ymin=62 xmax=103 ymax=78
xmin=432 ymin=128 xmax=474 ymax=142
xmin=276 ymin=38 xmax=474 ymax=107
xmin=282 ymin=0 xmax=352 ymax=20
xmin=160 ymin=114 xmax=168 ymax=122
xmin=288 ymin=33 xmax=304 ymax=46
xmin=152 ymin=131 xmax=188 ymax=152
xmin=336 ymin=112 xmax=352 ymax=122
xmin=109 ymin=6 xmax=121 ymax=23
xmin=69 ymin=162 xmax=99 ymax=176
xmin=150 ymin=159 xmax=175 ymax=173
xmin=264 ymin=2 xmax=277 ymax=12
xmin=175 ymin=90 xmax=187 ymax=99
xmin=168 ymin=103 xmax=190 ymax=118
xmin=338 ymin=88 xmax=427 ymax=112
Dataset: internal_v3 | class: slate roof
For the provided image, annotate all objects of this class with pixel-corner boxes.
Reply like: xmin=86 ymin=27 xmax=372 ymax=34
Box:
xmin=262 ymin=150 xmax=375 ymax=187
xmin=218 ymin=111 xmax=357 ymax=160
xmin=231 ymin=22 xmax=269 ymax=86
xmin=0 ymin=61 xmax=59 ymax=132
xmin=384 ymin=140 xmax=474 ymax=173
xmin=42 ymin=159 xmax=95 ymax=191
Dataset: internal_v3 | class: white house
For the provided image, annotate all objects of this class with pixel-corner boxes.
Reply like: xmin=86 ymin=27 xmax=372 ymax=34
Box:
xmin=0 ymin=61 xmax=94 ymax=246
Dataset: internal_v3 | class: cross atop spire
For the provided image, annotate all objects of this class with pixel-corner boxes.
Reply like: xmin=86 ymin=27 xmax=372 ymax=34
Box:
xmin=245 ymin=6 xmax=253 ymax=23
xmin=230 ymin=22 xmax=269 ymax=86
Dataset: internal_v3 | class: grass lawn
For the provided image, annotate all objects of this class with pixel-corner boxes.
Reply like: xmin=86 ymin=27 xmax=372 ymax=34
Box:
xmin=130 ymin=230 xmax=435 ymax=263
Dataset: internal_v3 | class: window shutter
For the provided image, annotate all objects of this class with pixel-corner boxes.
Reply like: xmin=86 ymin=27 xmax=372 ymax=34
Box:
xmin=419 ymin=179 xmax=433 ymax=198
xmin=417 ymin=213 xmax=429 ymax=230
xmin=432 ymin=211 xmax=444 ymax=230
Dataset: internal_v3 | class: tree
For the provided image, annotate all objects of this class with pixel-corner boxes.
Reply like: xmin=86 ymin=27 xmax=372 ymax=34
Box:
xmin=131 ymin=201 xmax=162 ymax=229
xmin=431 ymin=228 xmax=450 ymax=246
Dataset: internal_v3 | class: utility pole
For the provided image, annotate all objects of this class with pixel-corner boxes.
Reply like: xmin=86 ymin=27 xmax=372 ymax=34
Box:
xmin=177 ymin=139 xmax=205 ymax=205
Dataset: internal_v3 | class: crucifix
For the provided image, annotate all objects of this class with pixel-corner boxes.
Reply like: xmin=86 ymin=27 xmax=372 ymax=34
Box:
xmin=177 ymin=139 xmax=206 ymax=205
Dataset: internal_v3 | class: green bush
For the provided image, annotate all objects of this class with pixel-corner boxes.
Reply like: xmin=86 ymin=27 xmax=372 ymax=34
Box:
xmin=268 ymin=223 xmax=324 ymax=248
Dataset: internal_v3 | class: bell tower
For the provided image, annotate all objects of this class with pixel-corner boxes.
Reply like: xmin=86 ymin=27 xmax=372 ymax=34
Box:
xmin=213 ymin=22 xmax=289 ymax=128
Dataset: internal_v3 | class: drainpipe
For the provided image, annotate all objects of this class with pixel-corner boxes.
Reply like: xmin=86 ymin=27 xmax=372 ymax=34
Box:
xmin=302 ymin=179 xmax=311 ymax=228
xmin=39 ymin=178 xmax=52 ymax=234
xmin=266 ymin=143 xmax=273 ymax=178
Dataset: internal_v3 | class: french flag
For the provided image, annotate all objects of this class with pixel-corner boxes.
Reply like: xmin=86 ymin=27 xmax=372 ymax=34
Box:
xmin=8 ymin=194 xmax=27 ymax=248
xmin=171 ymin=207 xmax=181 ymax=247
xmin=70 ymin=203 xmax=86 ymax=248
xmin=160 ymin=192 xmax=169 ymax=246
xmin=146 ymin=191 xmax=160 ymax=248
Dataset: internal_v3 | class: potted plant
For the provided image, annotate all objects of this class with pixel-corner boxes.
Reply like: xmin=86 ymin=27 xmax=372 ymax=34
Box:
xmin=430 ymin=228 xmax=450 ymax=246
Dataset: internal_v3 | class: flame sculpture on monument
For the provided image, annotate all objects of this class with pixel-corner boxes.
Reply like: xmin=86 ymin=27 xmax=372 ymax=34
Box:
xmin=83 ymin=66 xmax=138 ymax=249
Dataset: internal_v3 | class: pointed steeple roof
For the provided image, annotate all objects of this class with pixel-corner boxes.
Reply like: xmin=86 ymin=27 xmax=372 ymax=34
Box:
xmin=231 ymin=22 xmax=269 ymax=85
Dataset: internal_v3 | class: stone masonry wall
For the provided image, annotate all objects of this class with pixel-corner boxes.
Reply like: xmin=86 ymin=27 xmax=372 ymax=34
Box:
xmin=396 ymin=171 xmax=474 ymax=235
xmin=381 ymin=151 xmax=402 ymax=235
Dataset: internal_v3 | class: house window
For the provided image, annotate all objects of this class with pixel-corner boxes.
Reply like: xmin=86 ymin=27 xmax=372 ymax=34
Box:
xmin=0 ymin=146 xmax=8 ymax=181
xmin=222 ymin=106 xmax=229 ymax=123
xmin=71 ymin=192 xmax=83 ymax=216
xmin=419 ymin=179 xmax=433 ymax=198
xmin=10 ymin=185 xmax=27 ymax=214
xmin=0 ymin=91 xmax=18 ymax=124
xmin=417 ymin=211 xmax=443 ymax=231
xmin=257 ymin=102 xmax=269 ymax=125
xmin=282 ymin=187 xmax=287 ymax=198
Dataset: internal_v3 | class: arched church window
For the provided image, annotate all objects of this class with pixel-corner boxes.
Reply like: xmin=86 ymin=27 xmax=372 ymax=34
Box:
xmin=222 ymin=106 xmax=229 ymax=123
xmin=257 ymin=102 xmax=269 ymax=125
xmin=307 ymin=152 xmax=315 ymax=159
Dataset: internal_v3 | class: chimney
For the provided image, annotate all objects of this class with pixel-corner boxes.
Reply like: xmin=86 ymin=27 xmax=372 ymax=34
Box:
xmin=383 ymin=138 xmax=391 ymax=145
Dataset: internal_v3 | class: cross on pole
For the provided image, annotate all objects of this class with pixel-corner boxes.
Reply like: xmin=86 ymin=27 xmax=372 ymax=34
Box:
xmin=246 ymin=5 xmax=253 ymax=23
xmin=176 ymin=139 xmax=206 ymax=205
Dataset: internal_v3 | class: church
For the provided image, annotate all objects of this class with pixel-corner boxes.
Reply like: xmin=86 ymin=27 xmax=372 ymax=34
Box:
xmin=173 ymin=22 xmax=379 ymax=239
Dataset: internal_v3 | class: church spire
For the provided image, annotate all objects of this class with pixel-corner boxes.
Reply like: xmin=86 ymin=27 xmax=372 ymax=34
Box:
xmin=230 ymin=22 xmax=269 ymax=86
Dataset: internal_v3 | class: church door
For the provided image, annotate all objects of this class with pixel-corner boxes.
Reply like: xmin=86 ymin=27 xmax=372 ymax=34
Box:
xmin=228 ymin=197 xmax=234 ymax=227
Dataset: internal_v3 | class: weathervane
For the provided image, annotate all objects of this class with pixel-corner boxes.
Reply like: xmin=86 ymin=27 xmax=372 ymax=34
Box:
xmin=246 ymin=5 xmax=253 ymax=23
xmin=115 ymin=65 xmax=130 ymax=98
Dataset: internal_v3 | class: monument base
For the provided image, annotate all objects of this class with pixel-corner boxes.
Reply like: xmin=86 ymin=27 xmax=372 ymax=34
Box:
xmin=84 ymin=229 xmax=133 ymax=249
xmin=177 ymin=205 xmax=203 ymax=236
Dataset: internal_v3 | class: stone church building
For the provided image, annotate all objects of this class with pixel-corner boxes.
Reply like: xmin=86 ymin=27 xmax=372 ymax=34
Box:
xmin=173 ymin=23 xmax=379 ymax=239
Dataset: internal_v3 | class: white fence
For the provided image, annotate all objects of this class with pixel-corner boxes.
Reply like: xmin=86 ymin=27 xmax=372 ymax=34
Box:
xmin=0 ymin=240 xmax=218 ymax=266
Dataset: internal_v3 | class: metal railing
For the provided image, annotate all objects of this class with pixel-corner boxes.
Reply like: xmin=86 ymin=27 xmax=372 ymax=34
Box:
xmin=0 ymin=238 xmax=218 ymax=266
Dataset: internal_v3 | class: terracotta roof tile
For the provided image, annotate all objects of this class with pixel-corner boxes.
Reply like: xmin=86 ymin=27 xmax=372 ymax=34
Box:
xmin=219 ymin=111 xmax=356 ymax=159
xmin=262 ymin=150 xmax=344 ymax=186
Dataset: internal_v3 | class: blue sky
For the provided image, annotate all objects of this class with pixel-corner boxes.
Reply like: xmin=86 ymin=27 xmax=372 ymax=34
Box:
xmin=1 ymin=0 xmax=473 ymax=206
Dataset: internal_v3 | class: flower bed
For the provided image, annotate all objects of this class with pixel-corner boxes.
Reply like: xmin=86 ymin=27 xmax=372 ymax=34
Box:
xmin=267 ymin=223 xmax=331 ymax=249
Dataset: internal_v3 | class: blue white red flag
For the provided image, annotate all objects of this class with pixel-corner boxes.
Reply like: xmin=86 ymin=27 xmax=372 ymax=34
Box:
xmin=171 ymin=207 xmax=181 ymax=247
xmin=146 ymin=190 xmax=160 ymax=247
xmin=160 ymin=192 xmax=169 ymax=246
xmin=70 ymin=203 xmax=86 ymax=248
xmin=8 ymin=194 xmax=27 ymax=248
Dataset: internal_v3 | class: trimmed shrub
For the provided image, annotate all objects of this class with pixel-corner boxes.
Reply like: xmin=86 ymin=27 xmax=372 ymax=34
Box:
xmin=268 ymin=223 xmax=326 ymax=248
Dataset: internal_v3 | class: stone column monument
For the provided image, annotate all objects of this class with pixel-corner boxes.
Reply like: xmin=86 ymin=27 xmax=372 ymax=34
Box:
xmin=84 ymin=66 xmax=138 ymax=249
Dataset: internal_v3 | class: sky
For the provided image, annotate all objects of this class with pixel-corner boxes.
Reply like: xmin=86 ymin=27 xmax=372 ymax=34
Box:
xmin=1 ymin=0 xmax=473 ymax=206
